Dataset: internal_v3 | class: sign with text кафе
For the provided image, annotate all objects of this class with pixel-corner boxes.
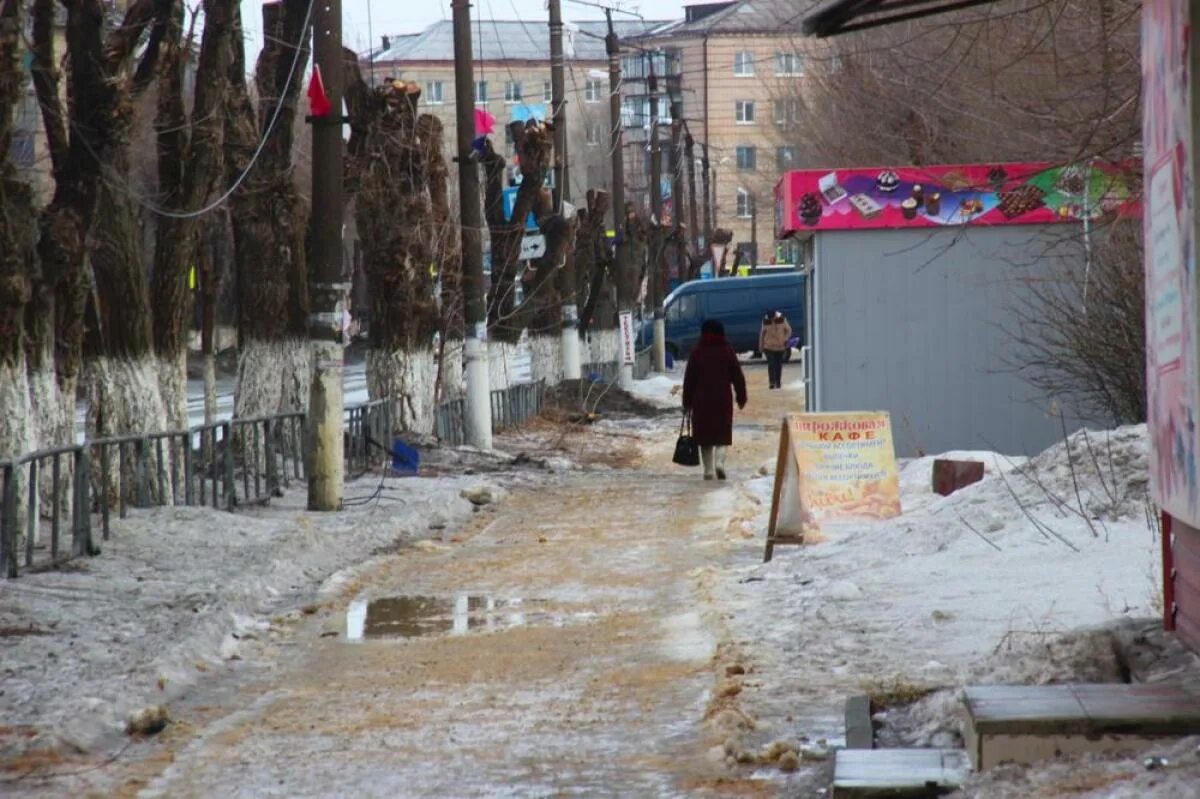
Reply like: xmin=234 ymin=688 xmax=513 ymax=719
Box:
xmin=764 ymin=412 xmax=902 ymax=561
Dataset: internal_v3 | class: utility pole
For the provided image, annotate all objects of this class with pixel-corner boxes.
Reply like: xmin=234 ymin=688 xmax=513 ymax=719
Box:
xmin=647 ymin=64 xmax=665 ymax=373
xmin=453 ymin=0 xmax=492 ymax=449
xmin=605 ymin=10 xmax=632 ymax=388
xmin=750 ymin=192 xmax=758 ymax=267
xmin=548 ymin=0 xmax=580 ymax=381
xmin=307 ymin=0 xmax=345 ymax=510
xmin=701 ymin=143 xmax=712 ymax=258
xmin=685 ymin=129 xmax=699 ymax=270
xmin=670 ymin=91 xmax=684 ymax=288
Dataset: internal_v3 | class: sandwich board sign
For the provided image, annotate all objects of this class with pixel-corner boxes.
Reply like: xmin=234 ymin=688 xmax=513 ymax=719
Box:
xmin=764 ymin=412 xmax=902 ymax=561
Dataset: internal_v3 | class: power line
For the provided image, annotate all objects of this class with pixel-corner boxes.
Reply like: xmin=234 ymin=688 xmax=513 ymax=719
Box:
xmin=134 ymin=0 xmax=317 ymax=220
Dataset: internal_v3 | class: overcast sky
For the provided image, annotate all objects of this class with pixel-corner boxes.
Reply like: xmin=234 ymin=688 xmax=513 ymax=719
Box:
xmin=240 ymin=0 xmax=686 ymax=59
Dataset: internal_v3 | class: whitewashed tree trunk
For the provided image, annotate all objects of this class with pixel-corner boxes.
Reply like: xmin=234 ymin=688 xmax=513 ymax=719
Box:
xmin=0 ymin=358 xmax=33 ymax=552
xmin=28 ymin=355 xmax=74 ymax=539
xmin=234 ymin=338 xmax=311 ymax=419
xmin=88 ymin=356 xmax=172 ymax=505
xmin=584 ymin=329 xmax=620 ymax=366
xmin=488 ymin=341 xmax=520 ymax=392
xmin=438 ymin=339 xmax=464 ymax=400
xmin=529 ymin=334 xmax=563 ymax=387
xmin=203 ymin=354 xmax=217 ymax=425
xmin=158 ymin=351 xmax=189 ymax=433
xmin=366 ymin=347 xmax=436 ymax=436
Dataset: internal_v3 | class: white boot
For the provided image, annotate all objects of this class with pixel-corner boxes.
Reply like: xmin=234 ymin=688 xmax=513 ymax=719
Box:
xmin=701 ymin=446 xmax=715 ymax=480
xmin=715 ymin=446 xmax=727 ymax=481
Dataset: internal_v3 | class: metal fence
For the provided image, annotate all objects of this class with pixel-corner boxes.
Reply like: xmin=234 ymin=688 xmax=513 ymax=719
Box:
xmin=0 ymin=378 xmax=561 ymax=578
xmin=434 ymin=380 xmax=548 ymax=448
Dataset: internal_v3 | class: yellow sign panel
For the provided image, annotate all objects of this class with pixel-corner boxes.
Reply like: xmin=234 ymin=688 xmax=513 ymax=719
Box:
xmin=764 ymin=412 xmax=901 ymax=561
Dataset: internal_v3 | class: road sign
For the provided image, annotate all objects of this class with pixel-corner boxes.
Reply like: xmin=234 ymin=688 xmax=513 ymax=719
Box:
xmin=520 ymin=234 xmax=547 ymax=261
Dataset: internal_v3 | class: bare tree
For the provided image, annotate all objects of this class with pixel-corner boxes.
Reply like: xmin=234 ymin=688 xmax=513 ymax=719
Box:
xmin=1008 ymin=218 xmax=1145 ymax=424
xmin=0 ymin=0 xmax=38 ymax=463
xmin=227 ymin=0 xmax=312 ymax=421
xmin=345 ymin=76 xmax=441 ymax=432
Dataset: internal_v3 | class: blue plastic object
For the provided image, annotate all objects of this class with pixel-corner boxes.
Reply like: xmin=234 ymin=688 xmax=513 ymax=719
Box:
xmin=391 ymin=438 xmax=420 ymax=475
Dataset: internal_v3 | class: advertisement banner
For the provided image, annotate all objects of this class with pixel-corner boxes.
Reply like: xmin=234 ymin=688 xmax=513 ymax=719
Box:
xmin=764 ymin=412 xmax=901 ymax=561
xmin=1144 ymin=0 xmax=1200 ymax=525
xmin=619 ymin=311 xmax=636 ymax=365
xmin=774 ymin=162 xmax=1136 ymax=238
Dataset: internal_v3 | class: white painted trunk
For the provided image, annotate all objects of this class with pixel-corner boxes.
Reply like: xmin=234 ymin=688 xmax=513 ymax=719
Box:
xmin=28 ymin=361 xmax=73 ymax=536
xmin=28 ymin=362 xmax=67 ymax=450
xmin=203 ymin=354 xmax=217 ymax=426
xmin=158 ymin=351 xmax=189 ymax=433
xmin=366 ymin=347 xmax=436 ymax=435
xmin=529 ymin=334 xmax=563 ymax=387
xmin=438 ymin=339 xmax=464 ymax=400
xmin=488 ymin=341 xmax=520 ymax=391
xmin=88 ymin=355 xmax=173 ymax=506
xmin=0 ymin=359 xmax=33 ymax=462
xmin=234 ymin=338 xmax=312 ymax=419
xmin=585 ymin=329 xmax=620 ymax=366
xmin=0 ymin=359 xmax=33 ymax=552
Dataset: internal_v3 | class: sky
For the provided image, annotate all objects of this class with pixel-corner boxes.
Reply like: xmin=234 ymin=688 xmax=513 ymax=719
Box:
xmin=239 ymin=0 xmax=687 ymax=60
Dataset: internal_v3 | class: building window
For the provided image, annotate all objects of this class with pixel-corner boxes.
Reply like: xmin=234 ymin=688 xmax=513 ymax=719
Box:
xmin=735 ymin=100 xmax=755 ymax=124
xmin=775 ymin=52 xmax=804 ymax=76
xmin=505 ymin=80 xmax=523 ymax=103
xmin=734 ymin=51 xmax=754 ymax=76
xmin=424 ymin=81 xmax=444 ymax=104
xmin=544 ymin=80 xmax=553 ymax=102
xmin=776 ymin=146 xmax=796 ymax=171
xmin=773 ymin=98 xmax=799 ymax=126
xmin=585 ymin=78 xmax=603 ymax=103
xmin=736 ymin=188 xmax=753 ymax=219
xmin=474 ymin=80 xmax=488 ymax=104
xmin=586 ymin=122 xmax=602 ymax=146
xmin=736 ymin=146 xmax=756 ymax=171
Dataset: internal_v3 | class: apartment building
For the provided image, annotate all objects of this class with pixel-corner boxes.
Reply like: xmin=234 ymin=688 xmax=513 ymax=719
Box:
xmin=368 ymin=18 xmax=669 ymax=204
xmin=636 ymin=0 xmax=821 ymax=265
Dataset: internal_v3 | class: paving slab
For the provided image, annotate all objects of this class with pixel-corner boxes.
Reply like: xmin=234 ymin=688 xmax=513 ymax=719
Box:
xmin=845 ymin=694 xmax=874 ymax=750
xmin=833 ymin=748 xmax=970 ymax=798
xmin=963 ymin=683 xmax=1200 ymax=768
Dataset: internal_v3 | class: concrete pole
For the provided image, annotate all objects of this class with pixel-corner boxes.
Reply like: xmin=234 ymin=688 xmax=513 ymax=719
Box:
xmin=549 ymin=0 xmax=580 ymax=380
xmin=452 ymin=0 xmax=492 ymax=449
xmin=307 ymin=0 xmax=346 ymax=510
xmin=605 ymin=10 xmax=633 ymax=388
xmin=648 ymin=67 xmax=666 ymax=373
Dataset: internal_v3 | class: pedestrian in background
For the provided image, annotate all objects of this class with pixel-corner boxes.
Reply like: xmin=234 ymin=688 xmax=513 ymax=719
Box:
xmin=760 ymin=310 xmax=792 ymax=390
xmin=682 ymin=319 xmax=748 ymax=481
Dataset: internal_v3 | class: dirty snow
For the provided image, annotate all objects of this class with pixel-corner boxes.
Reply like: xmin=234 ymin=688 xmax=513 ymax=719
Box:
xmin=626 ymin=373 xmax=684 ymax=409
xmin=710 ymin=422 xmax=1200 ymax=796
xmin=0 ymin=473 xmax=492 ymax=759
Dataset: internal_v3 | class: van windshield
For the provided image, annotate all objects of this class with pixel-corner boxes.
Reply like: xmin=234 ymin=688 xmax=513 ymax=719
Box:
xmin=668 ymin=294 xmax=698 ymax=322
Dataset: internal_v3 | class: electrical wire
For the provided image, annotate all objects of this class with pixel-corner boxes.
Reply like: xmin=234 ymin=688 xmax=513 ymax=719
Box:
xmin=134 ymin=0 xmax=316 ymax=220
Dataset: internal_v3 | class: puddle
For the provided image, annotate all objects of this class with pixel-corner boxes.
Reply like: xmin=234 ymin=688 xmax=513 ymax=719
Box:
xmin=345 ymin=595 xmax=595 ymax=641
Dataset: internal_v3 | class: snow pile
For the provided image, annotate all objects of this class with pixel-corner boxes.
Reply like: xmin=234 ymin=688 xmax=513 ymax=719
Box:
xmin=0 ymin=474 xmax=490 ymax=759
xmin=626 ymin=374 xmax=683 ymax=409
xmin=710 ymin=424 xmax=1165 ymax=766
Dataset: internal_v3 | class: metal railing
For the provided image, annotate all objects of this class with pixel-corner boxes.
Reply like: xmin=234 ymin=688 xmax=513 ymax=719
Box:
xmin=1 ymin=375 xmax=568 ymax=578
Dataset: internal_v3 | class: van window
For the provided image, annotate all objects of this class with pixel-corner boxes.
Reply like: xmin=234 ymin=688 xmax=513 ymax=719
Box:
xmin=707 ymin=291 xmax=744 ymax=315
xmin=670 ymin=293 xmax=698 ymax=321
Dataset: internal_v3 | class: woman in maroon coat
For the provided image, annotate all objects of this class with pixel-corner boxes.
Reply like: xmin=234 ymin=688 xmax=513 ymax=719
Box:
xmin=682 ymin=319 xmax=748 ymax=480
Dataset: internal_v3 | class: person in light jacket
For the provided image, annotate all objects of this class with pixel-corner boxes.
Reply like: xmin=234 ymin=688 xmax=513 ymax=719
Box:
xmin=759 ymin=310 xmax=792 ymax=390
xmin=682 ymin=319 xmax=748 ymax=481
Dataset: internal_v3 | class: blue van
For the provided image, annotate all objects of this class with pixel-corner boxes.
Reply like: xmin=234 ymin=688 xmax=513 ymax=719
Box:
xmin=641 ymin=273 xmax=805 ymax=360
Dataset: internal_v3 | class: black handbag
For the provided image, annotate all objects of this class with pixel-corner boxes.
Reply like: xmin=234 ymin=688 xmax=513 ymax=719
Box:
xmin=673 ymin=415 xmax=701 ymax=467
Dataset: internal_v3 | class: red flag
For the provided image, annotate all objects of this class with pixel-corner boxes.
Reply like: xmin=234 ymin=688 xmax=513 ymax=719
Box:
xmin=307 ymin=65 xmax=332 ymax=117
xmin=474 ymin=107 xmax=496 ymax=136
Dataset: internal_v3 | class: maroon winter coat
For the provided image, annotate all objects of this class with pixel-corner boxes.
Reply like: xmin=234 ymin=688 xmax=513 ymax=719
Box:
xmin=682 ymin=334 xmax=748 ymax=446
